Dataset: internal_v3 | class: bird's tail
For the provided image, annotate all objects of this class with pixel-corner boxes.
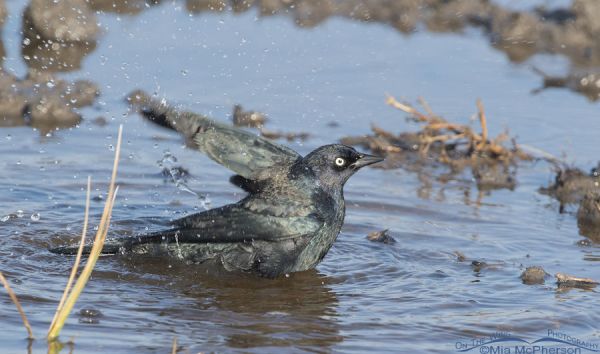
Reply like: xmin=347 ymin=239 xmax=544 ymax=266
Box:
xmin=49 ymin=230 xmax=182 ymax=256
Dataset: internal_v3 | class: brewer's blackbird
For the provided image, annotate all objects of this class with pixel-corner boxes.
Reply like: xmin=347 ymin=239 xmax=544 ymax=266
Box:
xmin=52 ymin=92 xmax=383 ymax=277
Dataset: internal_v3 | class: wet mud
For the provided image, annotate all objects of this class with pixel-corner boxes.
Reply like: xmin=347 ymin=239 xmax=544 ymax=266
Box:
xmin=0 ymin=69 xmax=99 ymax=132
xmin=0 ymin=0 xmax=101 ymax=132
xmin=540 ymin=163 xmax=600 ymax=241
xmin=366 ymin=229 xmax=396 ymax=244
xmin=520 ymin=266 xmax=549 ymax=285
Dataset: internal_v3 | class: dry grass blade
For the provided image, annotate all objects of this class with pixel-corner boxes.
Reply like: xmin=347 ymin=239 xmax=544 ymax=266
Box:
xmin=476 ymin=99 xmax=488 ymax=150
xmin=48 ymin=176 xmax=92 ymax=335
xmin=385 ymin=94 xmax=431 ymax=122
xmin=0 ymin=272 xmax=34 ymax=339
xmin=171 ymin=336 xmax=178 ymax=354
xmin=47 ymin=125 xmax=123 ymax=340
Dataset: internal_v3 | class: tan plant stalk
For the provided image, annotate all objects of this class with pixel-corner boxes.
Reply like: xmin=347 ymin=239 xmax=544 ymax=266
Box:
xmin=47 ymin=125 xmax=123 ymax=340
xmin=0 ymin=272 xmax=34 ymax=339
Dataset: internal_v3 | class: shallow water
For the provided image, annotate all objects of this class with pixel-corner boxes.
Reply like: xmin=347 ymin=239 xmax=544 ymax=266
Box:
xmin=1 ymin=1 xmax=600 ymax=353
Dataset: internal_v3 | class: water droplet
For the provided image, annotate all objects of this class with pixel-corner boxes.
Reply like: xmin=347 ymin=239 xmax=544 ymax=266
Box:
xmin=23 ymin=37 xmax=31 ymax=45
xmin=181 ymin=69 xmax=188 ymax=76
xmin=108 ymin=144 xmax=114 ymax=151
xmin=30 ymin=213 xmax=41 ymax=221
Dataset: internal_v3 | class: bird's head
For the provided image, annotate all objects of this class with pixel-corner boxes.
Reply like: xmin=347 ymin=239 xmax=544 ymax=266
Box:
xmin=292 ymin=144 xmax=384 ymax=190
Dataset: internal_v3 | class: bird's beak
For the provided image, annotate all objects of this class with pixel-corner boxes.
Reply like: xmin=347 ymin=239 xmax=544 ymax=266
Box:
xmin=351 ymin=153 xmax=384 ymax=170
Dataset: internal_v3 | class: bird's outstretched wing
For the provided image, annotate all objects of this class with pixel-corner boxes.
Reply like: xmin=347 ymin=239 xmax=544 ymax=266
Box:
xmin=50 ymin=201 xmax=323 ymax=255
xmin=128 ymin=90 xmax=300 ymax=180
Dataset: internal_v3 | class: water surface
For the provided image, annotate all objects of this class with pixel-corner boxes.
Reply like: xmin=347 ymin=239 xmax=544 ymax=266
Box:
xmin=0 ymin=1 xmax=599 ymax=353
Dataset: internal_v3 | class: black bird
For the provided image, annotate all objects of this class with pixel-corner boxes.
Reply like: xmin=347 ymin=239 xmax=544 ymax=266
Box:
xmin=52 ymin=92 xmax=383 ymax=277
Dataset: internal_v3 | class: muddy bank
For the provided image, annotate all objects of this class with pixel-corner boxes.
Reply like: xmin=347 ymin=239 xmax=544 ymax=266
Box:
xmin=0 ymin=0 xmax=6 ymax=28
xmin=22 ymin=0 xmax=99 ymax=72
xmin=182 ymin=0 xmax=600 ymax=101
xmin=533 ymin=68 xmax=600 ymax=102
xmin=0 ymin=0 xmax=101 ymax=131
xmin=0 ymin=69 xmax=99 ymax=132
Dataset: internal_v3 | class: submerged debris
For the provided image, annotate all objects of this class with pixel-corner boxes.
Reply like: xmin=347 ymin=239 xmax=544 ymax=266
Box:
xmin=555 ymin=272 xmax=598 ymax=289
xmin=366 ymin=229 xmax=396 ymax=244
xmin=453 ymin=251 xmax=467 ymax=262
xmin=78 ymin=307 xmax=103 ymax=324
xmin=471 ymin=260 xmax=487 ymax=272
xmin=259 ymin=128 xmax=309 ymax=142
xmin=341 ymin=95 xmax=532 ymax=191
xmin=520 ymin=266 xmax=549 ymax=285
xmin=232 ymin=104 xmax=267 ymax=128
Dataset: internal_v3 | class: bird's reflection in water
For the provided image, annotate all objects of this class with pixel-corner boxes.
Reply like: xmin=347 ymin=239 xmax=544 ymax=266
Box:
xmin=116 ymin=255 xmax=342 ymax=351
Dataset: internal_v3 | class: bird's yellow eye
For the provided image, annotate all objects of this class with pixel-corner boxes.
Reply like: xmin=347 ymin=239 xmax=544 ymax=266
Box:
xmin=335 ymin=157 xmax=346 ymax=167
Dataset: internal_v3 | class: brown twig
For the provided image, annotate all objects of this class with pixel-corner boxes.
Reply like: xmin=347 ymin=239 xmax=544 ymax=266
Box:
xmin=0 ymin=272 xmax=34 ymax=339
xmin=171 ymin=336 xmax=178 ymax=354
xmin=385 ymin=94 xmax=431 ymax=122
xmin=476 ymin=99 xmax=488 ymax=150
xmin=418 ymin=96 xmax=435 ymax=117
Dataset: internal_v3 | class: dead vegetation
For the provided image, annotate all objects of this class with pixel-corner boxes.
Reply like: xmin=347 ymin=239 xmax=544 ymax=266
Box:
xmin=341 ymin=95 xmax=534 ymax=190
xmin=556 ymin=272 xmax=598 ymax=289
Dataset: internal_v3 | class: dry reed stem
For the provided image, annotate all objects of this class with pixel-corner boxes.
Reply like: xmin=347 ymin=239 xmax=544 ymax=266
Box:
xmin=47 ymin=125 xmax=123 ymax=340
xmin=0 ymin=272 xmax=34 ymax=339
xmin=418 ymin=96 xmax=435 ymax=117
xmin=476 ymin=99 xmax=488 ymax=150
xmin=385 ymin=94 xmax=430 ymax=122
xmin=171 ymin=336 xmax=178 ymax=354
xmin=48 ymin=176 xmax=92 ymax=335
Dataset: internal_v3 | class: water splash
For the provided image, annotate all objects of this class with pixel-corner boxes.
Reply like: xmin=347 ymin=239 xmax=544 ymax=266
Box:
xmin=157 ymin=150 xmax=211 ymax=210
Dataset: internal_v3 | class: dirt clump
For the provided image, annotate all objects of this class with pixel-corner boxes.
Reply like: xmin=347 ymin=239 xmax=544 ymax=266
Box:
xmin=576 ymin=191 xmax=600 ymax=241
xmin=520 ymin=266 xmax=549 ymax=285
xmin=541 ymin=163 xmax=600 ymax=240
xmin=366 ymin=229 xmax=396 ymax=244
xmin=232 ymin=104 xmax=267 ymax=128
xmin=540 ymin=164 xmax=599 ymax=208
xmin=0 ymin=69 xmax=99 ymax=131
xmin=26 ymin=0 xmax=99 ymax=42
